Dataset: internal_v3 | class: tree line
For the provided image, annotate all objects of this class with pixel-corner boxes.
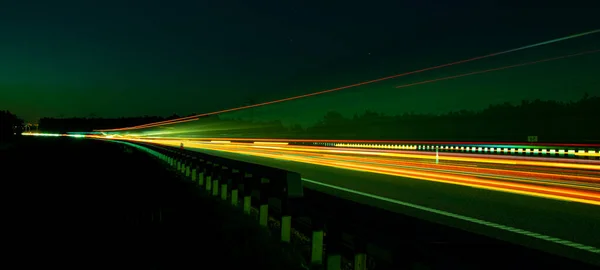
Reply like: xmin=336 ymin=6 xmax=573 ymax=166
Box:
xmin=38 ymin=114 xmax=184 ymax=134
xmin=0 ymin=110 xmax=23 ymax=142
xmin=181 ymin=94 xmax=600 ymax=143
xmin=303 ymin=95 xmax=599 ymax=142
xmin=36 ymin=95 xmax=599 ymax=143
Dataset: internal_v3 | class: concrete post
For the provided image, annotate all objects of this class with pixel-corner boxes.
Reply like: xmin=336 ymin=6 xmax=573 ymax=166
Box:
xmin=181 ymin=158 xmax=187 ymax=173
xmin=327 ymin=254 xmax=342 ymax=270
xmin=231 ymin=189 xmax=238 ymax=206
xmin=354 ymin=239 xmax=367 ymax=270
xmin=259 ymin=204 xmax=268 ymax=227
xmin=211 ymin=164 xmax=220 ymax=196
xmin=221 ymin=183 xmax=228 ymax=201
xmin=212 ymin=178 xmax=219 ymax=196
xmin=243 ymin=195 xmax=251 ymax=214
xmin=230 ymin=171 xmax=241 ymax=207
xmin=281 ymin=216 xmax=291 ymax=242
xmin=280 ymin=198 xmax=292 ymax=243
xmin=354 ymin=254 xmax=367 ymax=270
xmin=206 ymin=174 xmax=212 ymax=191
xmin=198 ymin=169 xmax=205 ymax=186
xmin=326 ymin=227 xmax=342 ymax=270
xmin=311 ymin=230 xmax=324 ymax=265
xmin=259 ymin=177 xmax=269 ymax=227
xmin=242 ymin=173 xmax=253 ymax=215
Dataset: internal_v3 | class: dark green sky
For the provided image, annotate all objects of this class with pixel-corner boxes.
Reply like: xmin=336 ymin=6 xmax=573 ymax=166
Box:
xmin=0 ymin=1 xmax=598 ymax=123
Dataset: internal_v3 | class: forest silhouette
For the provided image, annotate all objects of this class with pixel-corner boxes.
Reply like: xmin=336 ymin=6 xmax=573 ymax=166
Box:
xmin=0 ymin=110 xmax=23 ymax=142
xmin=36 ymin=95 xmax=599 ymax=143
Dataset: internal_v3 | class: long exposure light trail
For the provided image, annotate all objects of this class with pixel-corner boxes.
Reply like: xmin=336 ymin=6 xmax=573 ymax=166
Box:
xmin=111 ymin=137 xmax=600 ymax=148
xmin=103 ymin=137 xmax=600 ymax=206
xmin=96 ymin=29 xmax=599 ymax=132
xmin=395 ymin=49 xmax=599 ymax=88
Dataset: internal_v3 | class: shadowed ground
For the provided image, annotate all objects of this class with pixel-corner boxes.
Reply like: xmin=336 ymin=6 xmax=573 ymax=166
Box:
xmin=1 ymin=137 xmax=305 ymax=269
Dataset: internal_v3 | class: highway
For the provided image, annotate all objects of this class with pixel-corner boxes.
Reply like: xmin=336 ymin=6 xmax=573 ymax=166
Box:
xmin=95 ymin=137 xmax=600 ymax=264
xmin=24 ymin=132 xmax=600 ymax=264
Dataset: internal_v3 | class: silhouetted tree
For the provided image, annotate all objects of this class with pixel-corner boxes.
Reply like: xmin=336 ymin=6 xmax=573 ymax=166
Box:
xmin=39 ymin=115 xmax=169 ymax=133
xmin=34 ymin=94 xmax=600 ymax=143
xmin=298 ymin=94 xmax=600 ymax=142
xmin=0 ymin=110 xmax=23 ymax=142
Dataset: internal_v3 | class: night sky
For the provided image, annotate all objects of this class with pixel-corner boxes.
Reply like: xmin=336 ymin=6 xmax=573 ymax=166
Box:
xmin=1 ymin=1 xmax=598 ymax=124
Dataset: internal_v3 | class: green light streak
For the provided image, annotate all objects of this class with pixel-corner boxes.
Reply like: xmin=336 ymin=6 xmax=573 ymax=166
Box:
xmin=495 ymin=29 xmax=600 ymax=56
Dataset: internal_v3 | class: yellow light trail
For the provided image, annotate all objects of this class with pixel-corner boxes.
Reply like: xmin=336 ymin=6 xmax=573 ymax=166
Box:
xmin=181 ymin=143 xmax=600 ymax=205
xmin=102 ymin=137 xmax=600 ymax=206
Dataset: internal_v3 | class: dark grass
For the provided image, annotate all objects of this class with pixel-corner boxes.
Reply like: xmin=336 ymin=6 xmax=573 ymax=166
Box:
xmin=1 ymin=137 xmax=306 ymax=269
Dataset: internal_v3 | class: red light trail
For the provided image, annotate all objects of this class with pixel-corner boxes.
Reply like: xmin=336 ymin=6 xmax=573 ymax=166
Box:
xmin=96 ymin=30 xmax=600 ymax=132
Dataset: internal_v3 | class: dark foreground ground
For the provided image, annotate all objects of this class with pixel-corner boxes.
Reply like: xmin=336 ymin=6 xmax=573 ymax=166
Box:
xmin=1 ymin=137 xmax=304 ymax=269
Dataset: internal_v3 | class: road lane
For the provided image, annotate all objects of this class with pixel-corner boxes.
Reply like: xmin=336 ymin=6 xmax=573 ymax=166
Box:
xmin=103 ymin=137 xmax=600 ymax=264
xmin=187 ymin=147 xmax=600 ymax=265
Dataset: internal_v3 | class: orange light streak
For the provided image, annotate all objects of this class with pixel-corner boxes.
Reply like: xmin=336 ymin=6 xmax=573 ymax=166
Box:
xmin=180 ymin=142 xmax=600 ymax=205
xmin=96 ymin=34 xmax=600 ymax=132
xmin=98 ymin=137 xmax=600 ymax=205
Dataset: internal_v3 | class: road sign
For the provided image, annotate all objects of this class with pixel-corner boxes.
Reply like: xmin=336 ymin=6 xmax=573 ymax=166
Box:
xmin=527 ymin=136 xmax=538 ymax=142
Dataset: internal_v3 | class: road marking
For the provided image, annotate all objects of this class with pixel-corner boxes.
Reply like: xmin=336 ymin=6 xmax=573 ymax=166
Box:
xmin=301 ymin=178 xmax=600 ymax=254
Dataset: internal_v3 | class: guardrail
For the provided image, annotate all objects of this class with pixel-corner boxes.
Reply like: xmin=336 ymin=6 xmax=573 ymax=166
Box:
xmin=129 ymin=141 xmax=358 ymax=269
xmin=105 ymin=139 xmax=597 ymax=270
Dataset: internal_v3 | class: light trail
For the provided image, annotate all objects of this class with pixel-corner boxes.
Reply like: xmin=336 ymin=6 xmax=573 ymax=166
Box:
xmin=104 ymin=137 xmax=600 ymax=206
xmin=395 ymin=49 xmax=599 ymax=88
xmin=164 ymin=138 xmax=600 ymax=171
xmin=111 ymin=139 xmax=600 ymax=258
xmin=86 ymin=135 xmax=600 ymax=168
xmin=105 ymin=136 xmax=600 ymax=147
xmin=96 ymin=29 xmax=600 ymax=132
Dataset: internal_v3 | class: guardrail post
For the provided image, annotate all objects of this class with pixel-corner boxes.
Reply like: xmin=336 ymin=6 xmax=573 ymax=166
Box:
xmin=281 ymin=207 xmax=291 ymax=243
xmin=353 ymin=238 xmax=367 ymax=270
xmin=205 ymin=162 xmax=213 ymax=192
xmin=259 ymin=177 xmax=270 ymax=227
xmin=212 ymin=164 xmax=221 ymax=197
xmin=181 ymin=155 xmax=190 ymax=174
xmin=230 ymin=171 xmax=242 ymax=206
xmin=198 ymin=160 xmax=206 ymax=187
xmin=180 ymin=156 xmax=184 ymax=172
xmin=220 ymin=167 xmax=230 ymax=201
xmin=311 ymin=218 xmax=325 ymax=266
xmin=278 ymin=171 xmax=303 ymax=244
xmin=185 ymin=157 xmax=192 ymax=177
xmin=326 ymin=227 xmax=342 ymax=270
xmin=191 ymin=159 xmax=197 ymax=182
xmin=180 ymin=156 xmax=185 ymax=173
xmin=179 ymin=155 xmax=184 ymax=173
xmin=242 ymin=173 xmax=254 ymax=215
